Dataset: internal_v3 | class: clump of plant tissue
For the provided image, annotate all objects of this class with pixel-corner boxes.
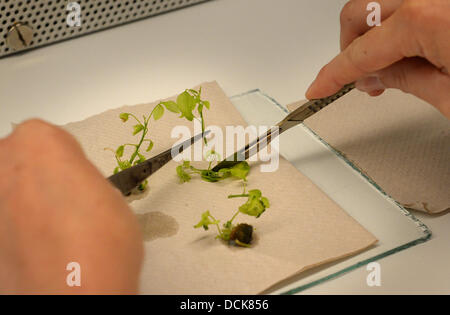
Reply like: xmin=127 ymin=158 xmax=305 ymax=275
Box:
xmin=178 ymin=151 xmax=270 ymax=247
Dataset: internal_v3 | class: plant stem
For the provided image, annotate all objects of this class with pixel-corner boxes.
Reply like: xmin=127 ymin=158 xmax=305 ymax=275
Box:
xmin=129 ymin=121 xmax=147 ymax=165
xmin=129 ymin=113 xmax=142 ymax=125
xmin=229 ymin=209 xmax=240 ymax=224
xmin=129 ymin=107 xmax=157 ymax=165
xmin=209 ymin=213 xmax=223 ymax=236
xmin=228 ymin=194 xmax=249 ymax=199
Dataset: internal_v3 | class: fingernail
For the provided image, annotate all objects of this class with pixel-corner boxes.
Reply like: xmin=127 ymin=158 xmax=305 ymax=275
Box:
xmin=368 ymin=89 xmax=385 ymax=97
xmin=355 ymin=76 xmax=385 ymax=93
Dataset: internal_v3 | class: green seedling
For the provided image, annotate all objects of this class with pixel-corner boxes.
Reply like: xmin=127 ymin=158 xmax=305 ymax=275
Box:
xmin=106 ymin=88 xmax=209 ymax=192
xmin=194 ymin=189 xmax=270 ymax=247
xmin=176 ymin=150 xmax=250 ymax=183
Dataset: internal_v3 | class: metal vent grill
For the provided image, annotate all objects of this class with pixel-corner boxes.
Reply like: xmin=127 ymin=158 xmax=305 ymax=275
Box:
xmin=0 ymin=0 xmax=210 ymax=58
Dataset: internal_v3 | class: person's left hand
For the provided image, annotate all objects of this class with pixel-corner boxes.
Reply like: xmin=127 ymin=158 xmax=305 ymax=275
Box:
xmin=0 ymin=119 xmax=144 ymax=294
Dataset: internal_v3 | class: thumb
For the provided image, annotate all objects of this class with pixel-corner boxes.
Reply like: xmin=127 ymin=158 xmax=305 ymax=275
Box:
xmin=375 ymin=57 xmax=450 ymax=118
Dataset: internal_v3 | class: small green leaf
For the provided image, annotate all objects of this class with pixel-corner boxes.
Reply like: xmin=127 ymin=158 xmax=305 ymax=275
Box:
xmin=176 ymin=165 xmax=191 ymax=183
xmin=153 ymin=104 xmax=164 ymax=121
xmin=238 ymin=189 xmax=269 ymax=218
xmin=230 ymin=162 xmax=250 ymax=181
xmin=146 ymin=140 xmax=154 ymax=152
xmin=161 ymin=101 xmax=180 ymax=113
xmin=133 ymin=124 xmax=144 ymax=135
xmin=116 ymin=145 xmax=124 ymax=158
xmin=248 ymin=189 xmax=262 ymax=199
xmin=118 ymin=160 xmax=132 ymax=170
xmin=203 ymin=100 xmax=210 ymax=109
xmin=176 ymin=91 xmax=196 ymax=121
xmin=261 ymin=197 xmax=270 ymax=208
xmin=138 ymin=153 xmax=146 ymax=163
xmin=113 ymin=167 xmax=120 ymax=174
xmin=194 ymin=211 xmax=219 ymax=230
xmin=119 ymin=113 xmax=129 ymax=122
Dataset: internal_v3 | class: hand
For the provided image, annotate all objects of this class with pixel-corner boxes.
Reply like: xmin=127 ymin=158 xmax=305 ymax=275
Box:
xmin=306 ymin=0 xmax=450 ymax=118
xmin=0 ymin=120 xmax=143 ymax=294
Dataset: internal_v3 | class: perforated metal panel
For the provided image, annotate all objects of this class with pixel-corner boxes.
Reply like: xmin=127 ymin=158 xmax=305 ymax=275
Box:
xmin=0 ymin=0 xmax=211 ymax=58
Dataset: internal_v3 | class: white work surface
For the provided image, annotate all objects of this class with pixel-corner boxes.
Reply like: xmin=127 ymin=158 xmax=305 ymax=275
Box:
xmin=0 ymin=0 xmax=448 ymax=294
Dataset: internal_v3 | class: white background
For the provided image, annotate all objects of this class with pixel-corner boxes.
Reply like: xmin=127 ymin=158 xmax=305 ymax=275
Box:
xmin=0 ymin=0 xmax=448 ymax=294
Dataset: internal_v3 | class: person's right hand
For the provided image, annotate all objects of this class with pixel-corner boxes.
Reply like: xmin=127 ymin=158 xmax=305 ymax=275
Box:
xmin=306 ymin=0 xmax=450 ymax=118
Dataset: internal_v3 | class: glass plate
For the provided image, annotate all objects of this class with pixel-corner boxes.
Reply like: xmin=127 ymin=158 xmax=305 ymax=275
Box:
xmin=230 ymin=90 xmax=431 ymax=294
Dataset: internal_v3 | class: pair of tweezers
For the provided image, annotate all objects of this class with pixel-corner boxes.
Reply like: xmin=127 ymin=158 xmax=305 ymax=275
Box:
xmin=108 ymin=130 xmax=210 ymax=195
xmin=211 ymin=83 xmax=355 ymax=171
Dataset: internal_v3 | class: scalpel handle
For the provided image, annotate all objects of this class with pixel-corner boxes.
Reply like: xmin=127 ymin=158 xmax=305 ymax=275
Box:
xmin=277 ymin=83 xmax=355 ymax=133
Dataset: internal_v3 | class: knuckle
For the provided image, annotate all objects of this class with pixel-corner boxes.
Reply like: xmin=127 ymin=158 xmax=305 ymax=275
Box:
xmin=345 ymin=37 xmax=371 ymax=73
xmin=398 ymin=0 xmax=449 ymax=58
xmin=400 ymin=0 xmax=424 ymax=14
xmin=400 ymin=0 xmax=443 ymax=26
